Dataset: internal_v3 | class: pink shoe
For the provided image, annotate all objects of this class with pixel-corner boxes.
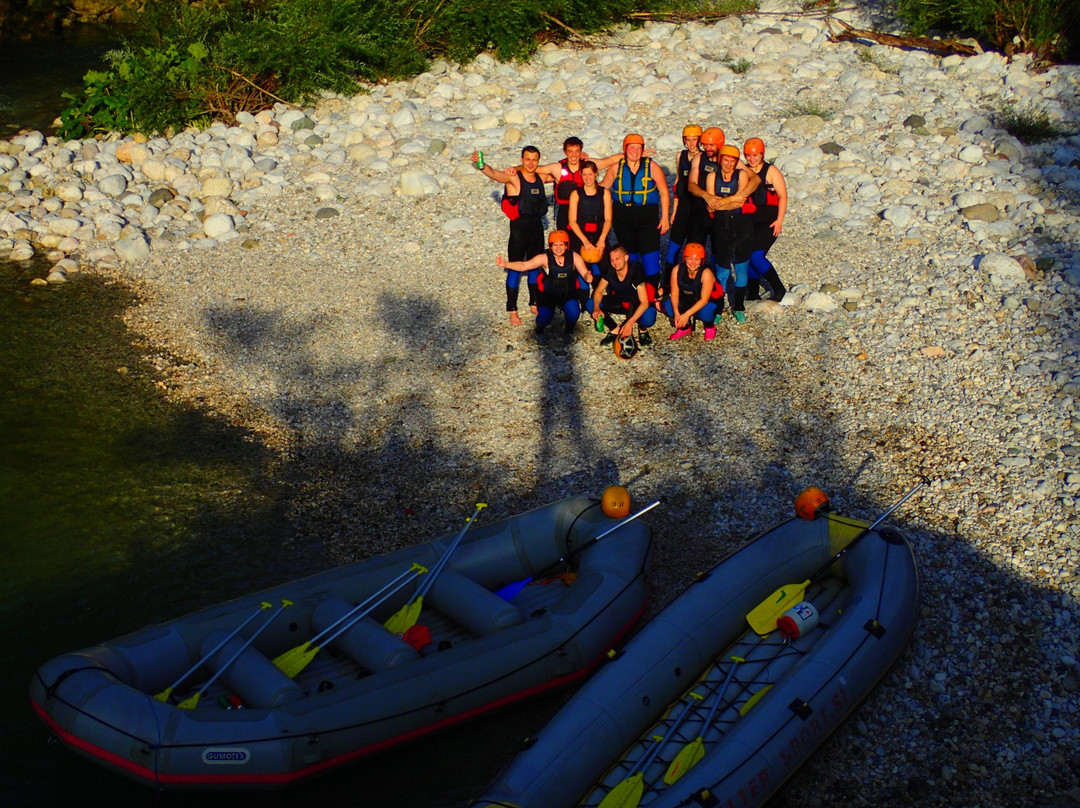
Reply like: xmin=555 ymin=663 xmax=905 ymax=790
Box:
xmin=704 ymin=326 xmax=716 ymax=340
xmin=669 ymin=327 xmax=692 ymax=341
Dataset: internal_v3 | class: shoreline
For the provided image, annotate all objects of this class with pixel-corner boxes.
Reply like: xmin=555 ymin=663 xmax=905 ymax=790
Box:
xmin=4 ymin=4 xmax=1080 ymax=804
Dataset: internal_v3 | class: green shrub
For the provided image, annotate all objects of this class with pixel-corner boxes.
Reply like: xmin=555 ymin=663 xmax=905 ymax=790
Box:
xmin=784 ymin=98 xmax=835 ymax=119
xmin=723 ymin=57 xmax=753 ymax=73
xmin=896 ymin=0 xmax=1076 ymax=61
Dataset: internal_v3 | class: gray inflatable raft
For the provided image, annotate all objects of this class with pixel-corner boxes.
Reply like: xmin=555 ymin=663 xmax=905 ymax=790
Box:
xmin=474 ymin=510 xmax=919 ymax=808
xmin=30 ymin=495 xmax=652 ymax=790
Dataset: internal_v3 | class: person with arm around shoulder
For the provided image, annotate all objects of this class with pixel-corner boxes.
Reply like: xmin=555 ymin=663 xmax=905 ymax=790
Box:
xmin=741 ymin=138 xmax=788 ymax=303
xmin=705 ymin=144 xmax=755 ymax=322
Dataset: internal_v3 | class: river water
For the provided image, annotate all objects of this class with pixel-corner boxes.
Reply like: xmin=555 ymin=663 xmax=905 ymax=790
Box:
xmin=0 ymin=265 xmax=565 ymax=806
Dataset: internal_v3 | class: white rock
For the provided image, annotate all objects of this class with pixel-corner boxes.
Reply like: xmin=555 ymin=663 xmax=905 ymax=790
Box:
xmin=398 ymin=171 xmax=441 ymax=195
xmin=731 ymin=99 xmax=763 ymax=117
xmin=979 ymin=252 xmax=1027 ymax=286
xmin=203 ymin=213 xmax=236 ymax=239
xmin=803 ymin=291 xmax=838 ymax=312
xmin=200 ymin=177 xmax=235 ymax=198
xmin=115 ymin=234 xmax=151 ymax=262
xmin=442 ymin=217 xmax=472 ymax=234
xmin=958 ymin=145 xmax=985 ymax=164
xmin=883 ymin=206 xmax=914 ymax=229
xmin=97 ymin=175 xmax=128 ymax=196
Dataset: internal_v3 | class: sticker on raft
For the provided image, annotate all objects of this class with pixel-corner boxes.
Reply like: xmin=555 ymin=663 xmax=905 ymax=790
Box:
xmin=201 ymin=747 xmax=251 ymax=765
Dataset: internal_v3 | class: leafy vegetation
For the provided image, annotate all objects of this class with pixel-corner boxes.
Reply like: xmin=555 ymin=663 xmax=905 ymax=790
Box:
xmin=895 ymin=0 xmax=1077 ymax=62
xmin=783 ymin=99 xmax=836 ymax=120
xmin=996 ymin=101 xmax=1069 ymax=143
xmin=723 ymin=57 xmax=753 ymax=74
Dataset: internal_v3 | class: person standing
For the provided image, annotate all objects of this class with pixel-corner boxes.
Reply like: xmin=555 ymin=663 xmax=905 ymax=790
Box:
xmin=474 ymin=146 xmax=558 ymax=325
xmin=567 ymin=160 xmax=613 ymax=310
xmin=662 ymin=243 xmax=721 ymax=341
xmin=495 ymin=230 xmax=590 ymax=346
xmin=741 ymin=138 xmax=788 ymax=303
xmin=706 ymin=145 xmax=756 ymax=323
xmin=601 ymin=134 xmax=669 ymax=326
xmin=667 ymin=125 xmax=709 ymax=269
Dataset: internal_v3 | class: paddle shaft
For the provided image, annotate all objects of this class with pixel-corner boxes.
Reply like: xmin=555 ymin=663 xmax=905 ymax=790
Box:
xmin=320 ymin=569 xmax=428 ymax=647
xmin=804 ymin=476 xmax=929 ymax=587
xmin=631 ymin=692 xmax=701 ymax=776
xmin=159 ymin=602 xmax=270 ymax=697
xmin=413 ymin=503 xmax=487 ymax=602
xmin=308 ymin=564 xmax=424 ymax=648
xmin=189 ymin=600 xmax=289 ymax=701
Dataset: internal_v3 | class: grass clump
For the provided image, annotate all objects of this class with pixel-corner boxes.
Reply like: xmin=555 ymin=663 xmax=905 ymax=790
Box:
xmin=856 ymin=46 xmax=900 ymax=74
xmin=723 ymin=57 xmax=753 ymax=73
xmin=996 ymin=102 xmax=1068 ymax=143
xmin=784 ymin=99 xmax=835 ymax=120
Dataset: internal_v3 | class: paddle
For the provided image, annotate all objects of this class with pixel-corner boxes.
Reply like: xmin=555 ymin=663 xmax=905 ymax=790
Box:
xmin=597 ymin=689 xmax=704 ymax=808
xmin=155 ymin=601 xmax=272 ymax=702
xmin=178 ymin=599 xmax=292 ymax=710
xmin=384 ymin=503 xmax=487 ymax=635
xmin=495 ymin=500 xmax=660 ymax=601
xmin=746 ymin=476 xmax=929 ymax=635
xmin=663 ymin=652 xmax=746 ymax=784
xmin=274 ymin=562 xmax=427 ymax=679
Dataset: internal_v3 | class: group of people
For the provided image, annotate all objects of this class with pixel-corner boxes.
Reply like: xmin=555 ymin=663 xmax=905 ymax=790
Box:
xmin=477 ymin=127 xmax=788 ymax=350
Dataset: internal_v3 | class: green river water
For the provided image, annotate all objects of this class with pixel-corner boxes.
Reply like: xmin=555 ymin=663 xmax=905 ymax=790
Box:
xmin=0 ymin=262 xmax=554 ymax=806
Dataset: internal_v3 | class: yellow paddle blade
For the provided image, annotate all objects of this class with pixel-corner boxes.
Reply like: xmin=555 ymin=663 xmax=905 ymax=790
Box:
xmin=273 ymin=642 xmax=320 ymax=679
xmin=738 ymin=685 xmax=773 ymax=717
xmin=746 ymin=579 xmax=809 ymax=635
xmin=153 ymin=687 xmax=173 ymax=702
xmin=663 ymin=737 xmax=704 ymax=785
xmin=383 ymin=596 xmax=423 ymax=635
xmin=177 ymin=691 xmax=202 ymax=710
xmin=597 ymin=771 xmax=645 ymax=808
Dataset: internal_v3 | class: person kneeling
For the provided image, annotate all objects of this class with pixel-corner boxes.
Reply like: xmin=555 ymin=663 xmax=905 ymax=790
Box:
xmin=662 ymin=243 xmax=722 ymax=341
xmin=496 ymin=231 xmax=590 ymax=345
xmin=591 ymin=245 xmax=657 ymax=348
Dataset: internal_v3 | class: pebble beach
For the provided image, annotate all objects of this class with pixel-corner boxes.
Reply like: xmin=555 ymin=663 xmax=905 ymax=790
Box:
xmin=3 ymin=1 xmax=1080 ymax=805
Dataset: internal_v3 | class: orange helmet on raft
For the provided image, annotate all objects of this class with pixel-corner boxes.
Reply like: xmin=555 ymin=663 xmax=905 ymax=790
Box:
xmin=601 ymin=485 xmax=631 ymax=518
xmin=682 ymin=243 xmax=706 ymax=260
xmin=699 ymin=127 xmax=725 ymax=147
xmin=795 ymin=487 xmax=831 ymax=520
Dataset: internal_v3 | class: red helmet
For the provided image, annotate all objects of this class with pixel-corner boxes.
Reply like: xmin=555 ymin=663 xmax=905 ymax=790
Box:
xmin=622 ymin=133 xmax=645 ymax=151
xmin=548 ymin=230 xmax=570 ymax=245
xmin=795 ymin=487 xmax=830 ymax=520
xmin=699 ymin=127 xmax=725 ymax=147
xmin=683 ymin=243 xmax=706 ymax=260
xmin=744 ymin=137 xmax=765 ymax=155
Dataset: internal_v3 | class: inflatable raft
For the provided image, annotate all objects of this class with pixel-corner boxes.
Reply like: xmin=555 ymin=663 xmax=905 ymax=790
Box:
xmin=475 ymin=502 xmax=920 ymax=808
xmin=31 ymin=495 xmax=653 ymax=790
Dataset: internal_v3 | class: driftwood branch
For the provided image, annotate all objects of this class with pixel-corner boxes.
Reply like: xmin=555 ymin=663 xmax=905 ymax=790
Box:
xmin=826 ymin=17 xmax=979 ymax=57
xmin=213 ymin=65 xmax=293 ymax=108
xmin=540 ymin=11 xmax=590 ymax=43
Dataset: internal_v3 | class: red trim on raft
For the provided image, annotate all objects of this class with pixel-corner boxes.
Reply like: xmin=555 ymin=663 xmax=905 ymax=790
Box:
xmin=30 ymin=596 xmax=648 ymax=788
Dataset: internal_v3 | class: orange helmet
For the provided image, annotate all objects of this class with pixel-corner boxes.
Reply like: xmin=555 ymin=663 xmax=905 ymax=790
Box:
xmin=719 ymin=145 xmax=740 ymax=159
xmin=614 ymin=333 xmax=639 ymax=360
xmin=548 ymin=230 xmax=570 ymax=245
xmin=744 ymin=137 xmax=765 ymax=155
xmin=601 ymin=485 xmax=631 ymax=518
xmin=699 ymin=127 xmax=725 ymax=147
xmin=795 ymin=487 xmax=830 ymax=520
xmin=683 ymin=243 xmax=706 ymax=260
xmin=682 ymin=124 xmax=703 ymax=139
xmin=622 ymin=133 xmax=645 ymax=151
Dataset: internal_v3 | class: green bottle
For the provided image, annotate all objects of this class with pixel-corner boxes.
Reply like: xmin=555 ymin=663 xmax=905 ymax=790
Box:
xmin=476 ymin=150 xmax=485 ymax=169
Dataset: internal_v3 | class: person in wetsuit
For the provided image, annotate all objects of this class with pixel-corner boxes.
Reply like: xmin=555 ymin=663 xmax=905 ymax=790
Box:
xmin=567 ymin=160 xmax=613 ymax=311
xmin=662 ymin=242 xmax=722 ymax=341
xmin=706 ymin=144 xmax=757 ymax=323
xmin=495 ymin=230 xmax=590 ymax=346
xmin=591 ymin=245 xmax=657 ymax=348
xmin=741 ymin=138 xmax=788 ymax=303
xmin=474 ymin=145 xmax=558 ymax=326
xmin=601 ymin=134 xmax=669 ymax=316
xmin=667 ymin=125 xmax=709 ymax=270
